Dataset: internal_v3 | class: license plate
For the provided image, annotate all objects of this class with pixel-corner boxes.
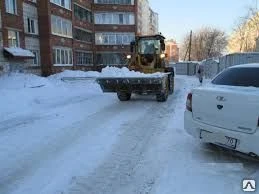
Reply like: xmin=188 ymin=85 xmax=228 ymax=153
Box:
xmin=221 ymin=136 xmax=237 ymax=149
xmin=200 ymin=130 xmax=237 ymax=149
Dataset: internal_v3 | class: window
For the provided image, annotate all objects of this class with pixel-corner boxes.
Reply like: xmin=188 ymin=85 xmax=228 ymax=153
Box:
xmin=94 ymin=12 xmax=135 ymax=25
xmin=74 ymin=4 xmax=92 ymax=23
xmin=212 ymin=67 xmax=259 ymax=88
xmin=8 ymin=30 xmax=19 ymax=47
xmin=27 ymin=18 xmax=37 ymax=34
xmin=52 ymin=47 xmax=73 ymax=66
xmin=50 ymin=0 xmax=71 ymax=10
xmin=74 ymin=28 xmax=92 ymax=42
xmin=95 ymin=32 xmax=135 ymax=45
xmin=75 ymin=52 xmax=93 ymax=65
xmin=94 ymin=0 xmax=133 ymax=5
xmin=5 ymin=0 xmax=17 ymax=14
xmin=51 ymin=15 xmax=72 ymax=37
xmin=96 ymin=53 xmax=126 ymax=65
xmin=30 ymin=50 xmax=40 ymax=66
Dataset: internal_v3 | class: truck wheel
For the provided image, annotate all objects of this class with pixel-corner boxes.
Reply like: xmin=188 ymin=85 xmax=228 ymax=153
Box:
xmin=117 ymin=92 xmax=131 ymax=101
xmin=168 ymin=74 xmax=174 ymax=95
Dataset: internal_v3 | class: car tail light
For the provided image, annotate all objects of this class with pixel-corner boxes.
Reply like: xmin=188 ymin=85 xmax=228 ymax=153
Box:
xmin=186 ymin=93 xmax=192 ymax=112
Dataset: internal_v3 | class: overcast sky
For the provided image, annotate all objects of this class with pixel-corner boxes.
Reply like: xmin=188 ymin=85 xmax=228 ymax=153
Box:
xmin=149 ymin=0 xmax=257 ymax=43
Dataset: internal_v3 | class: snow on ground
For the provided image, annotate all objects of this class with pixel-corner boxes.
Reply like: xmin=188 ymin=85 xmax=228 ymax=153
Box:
xmin=0 ymin=70 xmax=258 ymax=194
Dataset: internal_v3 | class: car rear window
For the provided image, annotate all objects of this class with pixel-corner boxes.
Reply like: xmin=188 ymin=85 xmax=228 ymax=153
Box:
xmin=212 ymin=67 xmax=259 ymax=87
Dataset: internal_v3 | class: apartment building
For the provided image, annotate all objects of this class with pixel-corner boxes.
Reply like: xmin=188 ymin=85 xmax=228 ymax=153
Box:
xmin=137 ymin=0 xmax=149 ymax=35
xmin=39 ymin=0 xmax=94 ymax=75
xmin=165 ymin=40 xmax=179 ymax=63
xmin=149 ymin=8 xmax=158 ymax=35
xmin=0 ymin=0 xmax=139 ymax=76
xmin=0 ymin=0 xmax=37 ymax=74
xmin=137 ymin=0 xmax=158 ymax=36
xmin=93 ymin=0 xmax=137 ymax=69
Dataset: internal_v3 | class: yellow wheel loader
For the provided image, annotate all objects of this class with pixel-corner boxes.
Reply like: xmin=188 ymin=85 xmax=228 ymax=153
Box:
xmin=96 ymin=34 xmax=175 ymax=102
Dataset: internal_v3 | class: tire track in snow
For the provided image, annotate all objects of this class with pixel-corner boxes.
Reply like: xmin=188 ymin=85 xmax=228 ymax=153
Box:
xmin=0 ymin=99 xmax=151 ymax=194
xmin=64 ymin=78 xmax=185 ymax=194
xmin=0 ymin=94 xmax=103 ymax=133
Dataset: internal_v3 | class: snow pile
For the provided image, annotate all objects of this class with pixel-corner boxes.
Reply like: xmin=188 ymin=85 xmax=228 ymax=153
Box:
xmin=100 ymin=66 xmax=165 ymax=77
xmin=48 ymin=70 xmax=100 ymax=80
xmin=0 ymin=73 xmax=51 ymax=90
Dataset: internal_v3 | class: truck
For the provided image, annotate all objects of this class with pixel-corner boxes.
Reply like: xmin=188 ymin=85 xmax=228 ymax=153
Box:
xmin=96 ymin=34 xmax=175 ymax=102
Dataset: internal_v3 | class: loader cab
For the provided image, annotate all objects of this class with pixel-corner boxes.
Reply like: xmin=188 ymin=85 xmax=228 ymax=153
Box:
xmin=135 ymin=35 xmax=166 ymax=68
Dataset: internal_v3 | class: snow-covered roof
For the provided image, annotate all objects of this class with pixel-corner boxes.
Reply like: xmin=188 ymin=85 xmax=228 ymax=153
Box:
xmin=230 ymin=63 xmax=259 ymax=68
xmin=4 ymin=47 xmax=35 ymax=57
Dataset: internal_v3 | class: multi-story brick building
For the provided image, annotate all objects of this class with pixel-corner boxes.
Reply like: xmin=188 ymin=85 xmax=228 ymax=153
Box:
xmin=93 ymin=0 xmax=137 ymax=70
xmin=165 ymin=40 xmax=179 ymax=63
xmin=0 ymin=0 xmax=142 ymax=76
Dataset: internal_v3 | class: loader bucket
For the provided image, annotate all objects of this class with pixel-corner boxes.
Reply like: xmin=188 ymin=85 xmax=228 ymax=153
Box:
xmin=96 ymin=76 xmax=168 ymax=95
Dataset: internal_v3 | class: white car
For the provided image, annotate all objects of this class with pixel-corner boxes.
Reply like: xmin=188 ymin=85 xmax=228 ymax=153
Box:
xmin=184 ymin=63 xmax=259 ymax=157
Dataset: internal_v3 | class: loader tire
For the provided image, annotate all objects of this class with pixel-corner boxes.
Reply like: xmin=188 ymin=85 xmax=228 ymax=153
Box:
xmin=156 ymin=92 xmax=168 ymax=102
xmin=168 ymin=74 xmax=174 ymax=95
xmin=117 ymin=92 xmax=131 ymax=101
xmin=156 ymin=80 xmax=169 ymax=102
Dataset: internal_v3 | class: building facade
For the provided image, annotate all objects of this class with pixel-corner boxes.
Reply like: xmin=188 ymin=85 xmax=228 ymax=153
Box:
xmin=0 ymin=0 xmax=138 ymax=76
xmin=137 ymin=0 xmax=158 ymax=36
xmin=165 ymin=40 xmax=179 ymax=63
xmin=137 ymin=0 xmax=149 ymax=35
xmin=149 ymin=8 xmax=158 ymax=35
xmin=93 ymin=0 xmax=137 ymax=70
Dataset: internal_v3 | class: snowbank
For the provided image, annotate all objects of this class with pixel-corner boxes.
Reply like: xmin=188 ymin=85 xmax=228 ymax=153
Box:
xmin=0 ymin=73 xmax=51 ymax=90
xmin=100 ymin=66 xmax=165 ymax=77
xmin=48 ymin=70 xmax=100 ymax=80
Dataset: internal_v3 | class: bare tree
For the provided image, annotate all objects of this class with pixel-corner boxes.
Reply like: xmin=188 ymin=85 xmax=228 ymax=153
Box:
xmin=228 ymin=4 xmax=259 ymax=53
xmin=180 ymin=27 xmax=227 ymax=61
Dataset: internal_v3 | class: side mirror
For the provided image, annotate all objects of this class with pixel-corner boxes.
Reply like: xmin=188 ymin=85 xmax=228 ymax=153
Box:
xmin=130 ymin=41 xmax=135 ymax=53
xmin=161 ymin=42 xmax=165 ymax=51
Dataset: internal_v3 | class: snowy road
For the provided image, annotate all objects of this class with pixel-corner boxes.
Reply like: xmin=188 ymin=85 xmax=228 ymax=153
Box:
xmin=1 ymin=73 xmax=259 ymax=194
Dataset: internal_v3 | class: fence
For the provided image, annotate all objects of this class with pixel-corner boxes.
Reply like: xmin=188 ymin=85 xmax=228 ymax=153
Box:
xmin=173 ymin=62 xmax=199 ymax=76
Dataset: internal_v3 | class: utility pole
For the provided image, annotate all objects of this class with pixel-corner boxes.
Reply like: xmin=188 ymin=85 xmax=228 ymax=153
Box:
xmin=188 ymin=30 xmax=192 ymax=61
xmin=187 ymin=30 xmax=192 ymax=75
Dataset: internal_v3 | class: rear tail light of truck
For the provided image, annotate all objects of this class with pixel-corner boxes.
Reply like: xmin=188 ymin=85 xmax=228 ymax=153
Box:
xmin=186 ymin=93 xmax=192 ymax=112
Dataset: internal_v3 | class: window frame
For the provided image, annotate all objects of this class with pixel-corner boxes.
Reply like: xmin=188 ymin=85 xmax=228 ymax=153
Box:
xmin=73 ymin=28 xmax=93 ymax=43
xmin=50 ymin=0 xmax=71 ymax=10
xmin=75 ymin=51 xmax=93 ymax=66
xmin=5 ymin=0 xmax=17 ymax=15
xmin=29 ymin=50 xmax=40 ymax=66
xmin=74 ymin=3 xmax=92 ymax=23
xmin=53 ymin=47 xmax=73 ymax=66
xmin=95 ymin=32 xmax=135 ymax=45
xmin=8 ymin=30 xmax=19 ymax=47
xmin=27 ymin=18 xmax=37 ymax=34
xmin=94 ymin=12 xmax=135 ymax=25
xmin=94 ymin=0 xmax=134 ymax=5
xmin=51 ymin=15 xmax=72 ymax=38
